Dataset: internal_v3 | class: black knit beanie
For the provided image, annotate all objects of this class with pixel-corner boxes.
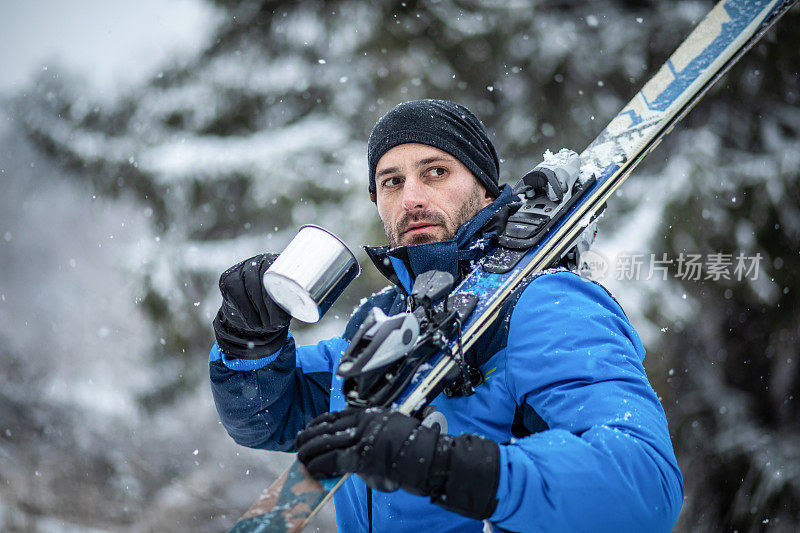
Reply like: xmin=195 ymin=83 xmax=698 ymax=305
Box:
xmin=367 ymin=99 xmax=501 ymax=198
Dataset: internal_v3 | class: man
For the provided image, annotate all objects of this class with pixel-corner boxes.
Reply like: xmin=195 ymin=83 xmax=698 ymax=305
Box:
xmin=209 ymin=100 xmax=684 ymax=532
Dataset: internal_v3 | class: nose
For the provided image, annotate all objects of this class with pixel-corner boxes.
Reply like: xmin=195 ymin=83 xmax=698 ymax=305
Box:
xmin=401 ymin=176 xmax=428 ymax=211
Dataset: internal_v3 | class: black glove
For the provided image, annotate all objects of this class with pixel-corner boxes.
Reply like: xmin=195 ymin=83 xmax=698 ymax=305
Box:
xmin=213 ymin=253 xmax=291 ymax=359
xmin=296 ymin=407 xmax=500 ymax=520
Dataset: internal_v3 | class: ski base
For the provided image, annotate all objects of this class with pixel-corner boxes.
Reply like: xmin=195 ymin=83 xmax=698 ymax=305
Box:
xmin=228 ymin=462 xmax=341 ymax=533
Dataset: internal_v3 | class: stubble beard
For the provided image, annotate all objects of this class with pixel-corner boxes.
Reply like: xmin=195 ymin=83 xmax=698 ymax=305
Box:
xmin=383 ymin=184 xmax=486 ymax=248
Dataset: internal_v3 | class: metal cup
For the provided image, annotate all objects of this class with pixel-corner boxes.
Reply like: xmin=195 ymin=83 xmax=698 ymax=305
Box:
xmin=263 ymin=225 xmax=360 ymax=323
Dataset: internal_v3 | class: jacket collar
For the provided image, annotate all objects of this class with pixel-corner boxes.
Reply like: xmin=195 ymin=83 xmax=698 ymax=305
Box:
xmin=365 ymin=185 xmax=515 ymax=293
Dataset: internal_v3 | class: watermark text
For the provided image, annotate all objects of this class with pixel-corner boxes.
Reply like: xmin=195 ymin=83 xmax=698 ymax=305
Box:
xmin=579 ymin=251 xmax=762 ymax=282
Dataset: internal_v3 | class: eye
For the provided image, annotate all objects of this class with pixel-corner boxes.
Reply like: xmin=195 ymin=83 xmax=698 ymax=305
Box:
xmin=381 ymin=176 xmax=403 ymax=188
xmin=425 ymin=167 xmax=448 ymax=179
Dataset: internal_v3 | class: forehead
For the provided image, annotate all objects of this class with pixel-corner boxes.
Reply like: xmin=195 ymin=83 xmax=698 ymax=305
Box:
xmin=375 ymin=143 xmax=456 ymax=171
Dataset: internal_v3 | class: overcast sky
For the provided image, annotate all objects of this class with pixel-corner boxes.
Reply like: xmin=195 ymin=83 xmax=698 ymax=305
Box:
xmin=0 ymin=0 xmax=219 ymax=96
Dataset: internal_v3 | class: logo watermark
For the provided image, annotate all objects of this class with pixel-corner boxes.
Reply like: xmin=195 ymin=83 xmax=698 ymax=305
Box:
xmin=578 ymin=251 xmax=763 ymax=282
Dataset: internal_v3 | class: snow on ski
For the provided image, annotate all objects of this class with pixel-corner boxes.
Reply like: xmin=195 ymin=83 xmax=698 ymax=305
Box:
xmin=226 ymin=1 xmax=798 ymax=531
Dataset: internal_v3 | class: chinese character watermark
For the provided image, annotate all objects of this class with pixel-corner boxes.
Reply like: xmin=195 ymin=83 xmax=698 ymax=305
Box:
xmin=578 ymin=251 xmax=763 ymax=282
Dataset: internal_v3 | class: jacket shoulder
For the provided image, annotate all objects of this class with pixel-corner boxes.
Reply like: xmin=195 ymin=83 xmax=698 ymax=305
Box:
xmin=468 ymin=268 xmax=572 ymax=368
xmin=518 ymin=269 xmax=632 ymax=324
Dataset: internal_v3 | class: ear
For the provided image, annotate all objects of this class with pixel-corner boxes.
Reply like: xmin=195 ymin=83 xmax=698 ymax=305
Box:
xmin=369 ymin=189 xmax=377 ymax=203
xmin=480 ymin=183 xmax=495 ymax=205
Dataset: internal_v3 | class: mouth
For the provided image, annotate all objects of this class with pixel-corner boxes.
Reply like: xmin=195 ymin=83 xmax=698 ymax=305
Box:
xmin=403 ymin=222 xmax=439 ymax=235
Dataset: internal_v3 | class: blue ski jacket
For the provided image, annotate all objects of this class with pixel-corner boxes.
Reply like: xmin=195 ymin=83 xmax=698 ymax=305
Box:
xmin=209 ymin=189 xmax=684 ymax=532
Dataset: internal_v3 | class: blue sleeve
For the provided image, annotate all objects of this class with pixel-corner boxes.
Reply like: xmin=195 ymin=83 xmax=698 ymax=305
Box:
xmin=209 ymin=333 xmax=347 ymax=452
xmin=490 ymin=271 xmax=683 ymax=532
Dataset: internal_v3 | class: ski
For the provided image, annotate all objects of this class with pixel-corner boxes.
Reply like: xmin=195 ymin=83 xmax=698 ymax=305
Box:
xmin=226 ymin=1 xmax=798 ymax=531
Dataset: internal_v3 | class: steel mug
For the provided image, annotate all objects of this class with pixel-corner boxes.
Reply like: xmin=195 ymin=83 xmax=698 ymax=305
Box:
xmin=263 ymin=225 xmax=360 ymax=323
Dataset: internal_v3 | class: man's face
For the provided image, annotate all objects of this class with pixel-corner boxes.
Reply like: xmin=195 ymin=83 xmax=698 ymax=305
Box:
xmin=374 ymin=143 xmax=494 ymax=248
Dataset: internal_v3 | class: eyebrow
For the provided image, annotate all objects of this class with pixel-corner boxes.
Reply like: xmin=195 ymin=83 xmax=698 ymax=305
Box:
xmin=375 ymin=156 xmax=454 ymax=178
